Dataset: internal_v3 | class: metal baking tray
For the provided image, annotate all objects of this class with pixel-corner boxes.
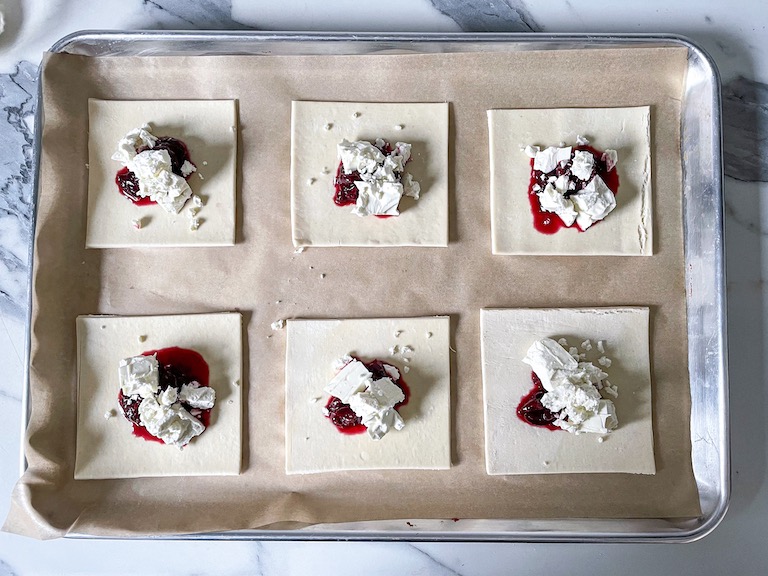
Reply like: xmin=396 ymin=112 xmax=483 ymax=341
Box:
xmin=25 ymin=31 xmax=728 ymax=542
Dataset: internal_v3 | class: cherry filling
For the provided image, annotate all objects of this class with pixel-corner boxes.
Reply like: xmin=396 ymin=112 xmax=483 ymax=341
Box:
xmin=115 ymin=137 xmax=195 ymax=205
xmin=332 ymin=139 xmax=398 ymax=207
xmin=117 ymin=346 xmax=211 ymax=444
xmin=325 ymin=358 xmax=410 ymax=435
xmin=516 ymin=372 xmax=560 ymax=431
xmin=528 ymin=145 xmax=620 ymax=234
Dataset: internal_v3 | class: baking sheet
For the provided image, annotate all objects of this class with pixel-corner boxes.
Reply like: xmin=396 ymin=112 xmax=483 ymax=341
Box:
xmin=5 ymin=44 xmax=703 ymax=539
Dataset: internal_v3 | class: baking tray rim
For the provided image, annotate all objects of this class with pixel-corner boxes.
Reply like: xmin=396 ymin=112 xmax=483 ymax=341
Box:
xmin=20 ymin=30 xmax=729 ymax=543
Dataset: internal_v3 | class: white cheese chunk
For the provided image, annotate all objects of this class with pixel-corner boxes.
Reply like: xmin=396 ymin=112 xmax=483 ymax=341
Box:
xmin=118 ymin=355 xmax=159 ymax=399
xmin=337 ymin=139 xmax=385 ymax=175
xmin=127 ymin=149 xmax=192 ymax=214
xmin=351 ymin=180 xmax=403 ymax=217
xmin=537 ymin=183 xmax=577 ymax=227
xmin=138 ymin=396 xmax=205 ymax=447
xmin=111 ymin=124 xmax=157 ymax=164
xmin=602 ymin=149 xmax=618 ymax=171
xmin=158 ymin=386 xmax=178 ymax=407
xmin=522 ymin=337 xmax=578 ymax=391
xmin=571 ymin=150 xmax=595 ymax=180
xmin=179 ymin=382 xmax=216 ymax=409
xmin=523 ymin=337 xmax=617 ymax=434
xmin=573 ymin=175 xmax=617 ymax=230
xmin=324 ymin=359 xmax=372 ymax=403
xmin=337 ymin=138 xmax=419 ymax=217
xmin=533 ymin=146 xmax=572 ymax=173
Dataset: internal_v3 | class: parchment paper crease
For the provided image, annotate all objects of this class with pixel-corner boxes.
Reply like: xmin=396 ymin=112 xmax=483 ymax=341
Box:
xmin=4 ymin=47 xmax=699 ymax=539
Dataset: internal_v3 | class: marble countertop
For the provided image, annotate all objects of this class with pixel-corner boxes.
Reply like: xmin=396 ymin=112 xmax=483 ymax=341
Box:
xmin=0 ymin=0 xmax=765 ymax=573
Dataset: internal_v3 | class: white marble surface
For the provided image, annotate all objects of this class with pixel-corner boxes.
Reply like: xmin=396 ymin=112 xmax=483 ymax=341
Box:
xmin=0 ymin=0 xmax=765 ymax=573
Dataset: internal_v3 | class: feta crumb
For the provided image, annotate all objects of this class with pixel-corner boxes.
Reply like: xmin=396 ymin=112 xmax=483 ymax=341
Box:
xmin=543 ymin=460 xmax=550 ymax=466
xmin=394 ymin=330 xmax=403 ymax=338
xmin=191 ymin=194 xmax=204 ymax=208
xmin=597 ymin=437 xmax=605 ymax=443
xmin=233 ymin=379 xmax=240 ymax=387
xmin=85 ymin=163 xmax=90 ymax=169
xmin=426 ymin=331 xmax=432 ymax=339
xmin=389 ymin=345 xmax=400 ymax=355
xmin=597 ymin=340 xmax=606 ymax=354
xmin=307 ymin=177 xmax=316 ymax=185
xmin=188 ymin=206 xmax=199 ymax=217
xmin=132 ymin=218 xmax=142 ymax=229
xmin=569 ymin=346 xmax=580 ymax=359
xmin=189 ymin=218 xmax=200 ymax=231
xmin=320 ymin=273 xmax=326 ymax=279
xmin=524 ymin=145 xmax=540 ymax=158
xmin=294 ymin=246 xmax=305 ymax=254
xmin=603 ymin=386 xmax=618 ymax=398
xmin=198 ymin=172 xmax=205 ymax=180
xmin=271 ymin=319 xmax=286 ymax=330
xmin=576 ymin=134 xmax=590 ymax=145
xmin=104 ymin=409 xmax=116 ymax=419
xmin=581 ymin=339 xmax=592 ymax=351
xmin=403 ymin=366 xmax=410 ymax=373
xmin=180 ymin=160 xmax=196 ymax=177
xmin=324 ymin=123 xmax=333 ymax=130
xmin=401 ymin=345 xmax=414 ymax=354
xmin=558 ymin=337 xmax=568 ymax=346
xmin=353 ymin=112 xmax=360 ymax=118
xmin=598 ymin=356 xmax=612 ymax=367
xmin=395 ymin=124 xmax=404 ymax=130
xmin=202 ymin=161 xmax=208 ymax=166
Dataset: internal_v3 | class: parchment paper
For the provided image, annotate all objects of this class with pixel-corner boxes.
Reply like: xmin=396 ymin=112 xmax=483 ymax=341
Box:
xmin=4 ymin=47 xmax=699 ymax=539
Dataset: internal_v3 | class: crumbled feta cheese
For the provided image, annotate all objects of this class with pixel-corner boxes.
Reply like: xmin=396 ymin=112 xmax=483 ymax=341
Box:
xmin=337 ymin=138 xmax=419 ymax=217
xmin=557 ymin=337 xmax=568 ymax=347
xmin=389 ymin=344 xmax=400 ymax=355
xmin=118 ymin=355 xmax=160 ymax=399
xmin=104 ymin=409 xmax=116 ymax=419
xmin=602 ymin=149 xmax=618 ymax=171
xmin=122 ymin=146 xmax=192 ymax=213
xmin=131 ymin=218 xmax=142 ymax=229
xmin=598 ymin=356 xmax=612 ymax=367
xmin=191 ymin=194 xmax=204 ymax=208
xmin=197 ymin=172 xmax=205 ymax=180
xmin=569 ymin=346 xmax=580 ymax=359
xmin=294 ymin=246 xmax=305 ymax=254
xmin=138 ymin=395 xmax=205 ymax=447
xmin=395 ymin=124 xmax=404 ymax=130
xmin=271 ymin=319 xmax=286 ymax=330
xmin=324 ymin=358 xmax=406 ymax=440
xmin=332 ymin=355 xmax=354 ymax=372
xmin=179 ymin=382 xmax=216 ymax=409
xmin=523 ymin=337 xmax=617 ymax=434
xmin=394 ymin=330 xmax=403 ymax=338
xmin=180 ymin=160 xmax=196 ymax=177
xmin=533 ymin=146 xmax=572 ymax=173
xmin=403 ymin=365 xmax=410 ymax=373
xmin=353 ymin=112 xmax=360 ymax=118
xmin=401 ymin=345 xmax=414 ymax=355
xmin=111 ymin=124 xmax=157 ymax=164
xmin=324 ymin=123 xmax=333 ymax=130
xmin=307 ymin=177 xmax=315 ymax=186
xmin=572 ymin=175 xmax=617 ymax=230
xmin=325 ymin=360 xmax=371 ymax=403
xmin=576 ymin=134 xmax=590 ymax=145
xmin=158 ymin=386 xmax=178 ymax=407
xmin=320 ymin=273 xmax=326 ymax=279
xmin=189 ymin=218 xmax=200 ymax=231
xmin=571 ymin=150 xmax=595 ymax=181
xmin=581 ymin=339 xmax=592 ymax=351
xmin=426 ymin=331 xmax=433 ymax=339
xmin=597 ymin=340 xmax=606 ymax=354
xmin=524 ymin=145 xmax=540 ymax=158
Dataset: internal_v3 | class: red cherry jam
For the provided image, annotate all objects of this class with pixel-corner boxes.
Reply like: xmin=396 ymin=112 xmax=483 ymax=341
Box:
xmin=516 ymin=372 xmax=560 ymax=431
xmin=332 ymin=139 xmax=398 ymax=207
xmin=325 ymin=358 xmax=410 ymax=435
xmin=117 ymin=347 xmax=211 ymax=443
xmin=528 ymin=145 xmax=619 ymax=234
xmin=115 ymin=137 xmax=195 ymax=205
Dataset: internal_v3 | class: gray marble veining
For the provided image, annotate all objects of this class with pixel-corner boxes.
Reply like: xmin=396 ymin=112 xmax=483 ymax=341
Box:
xmin=0 ymin=61 xmax=37 ymax=320
xmin=142 ymin=0 xmax=252 ymax=29
xmin=723 ymin=76 xmax=768 ymax=182
xmin=429 ymin=0 xmax=539 ymax=32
